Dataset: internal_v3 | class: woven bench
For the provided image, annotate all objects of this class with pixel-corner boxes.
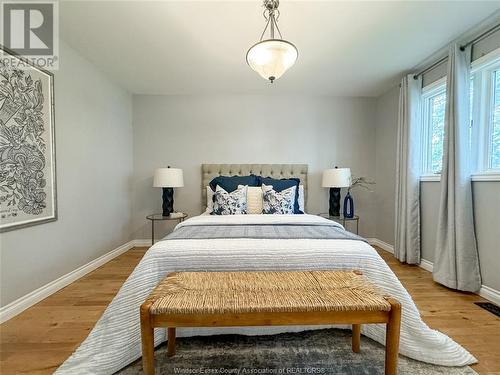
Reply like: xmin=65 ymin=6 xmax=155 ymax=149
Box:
xmin=140 ymin=270 xmax=401 ymax=375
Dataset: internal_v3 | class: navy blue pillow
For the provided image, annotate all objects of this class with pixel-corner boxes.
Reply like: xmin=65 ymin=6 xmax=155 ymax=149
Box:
xmin=260 ymin=177 xmax=302 ymax=214
xmin=209 ymin=174 xmax=260 ymax=193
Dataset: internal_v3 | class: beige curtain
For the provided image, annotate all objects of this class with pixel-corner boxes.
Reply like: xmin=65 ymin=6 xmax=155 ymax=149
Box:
xmin=433 ymin=43 xmax=481 ymax=292
xmin=394 ymin=74 xmax=422 ymax=264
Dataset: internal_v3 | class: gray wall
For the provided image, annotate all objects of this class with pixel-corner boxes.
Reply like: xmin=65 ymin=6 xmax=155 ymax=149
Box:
xmin=374 ymin=86 xmax=399 ymax=245
xmin=132 ymin=95 xmax=378 ymax=240
xmin=420 ymin=181 xmax=500 ymax=292
xmin=0 ymin=41 xmax=134 ymax=307
xmin=374 ymin=85 xmax=500 ymax=292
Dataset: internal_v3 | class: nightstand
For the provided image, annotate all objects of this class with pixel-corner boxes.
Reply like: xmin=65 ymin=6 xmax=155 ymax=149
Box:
xmin=318 ymin=213 xmax=359 ymax=234
xmin=146 ymin=212 xmax=188 ymax=245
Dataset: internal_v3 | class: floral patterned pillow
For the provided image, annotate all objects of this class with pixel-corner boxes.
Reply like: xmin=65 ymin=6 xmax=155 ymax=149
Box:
xmin=262 ymin=184 xmax=296 ymax=214
xmin=212 ymin=185 xmax=248 ymax=215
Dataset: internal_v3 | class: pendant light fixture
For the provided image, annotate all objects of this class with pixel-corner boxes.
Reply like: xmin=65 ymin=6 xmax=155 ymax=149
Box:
xmin=246 ymin=0 xmax=298 ymax=83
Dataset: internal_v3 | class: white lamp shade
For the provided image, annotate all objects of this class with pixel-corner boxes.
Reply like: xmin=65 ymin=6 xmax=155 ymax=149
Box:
xmin=322 ymin=168 xmax=351 ymax=188
xmin=246 ymin=39 xmax=298 ymax=82
xmin=153 ymin=168 xmax=184 ymax=188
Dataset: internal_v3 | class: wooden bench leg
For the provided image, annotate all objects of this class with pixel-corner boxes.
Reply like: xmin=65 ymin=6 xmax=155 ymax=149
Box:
xmin=352 ymin=324 xmax=361 ymax=353
xmin=141 ymin=303 xmax=155 ymax=375
xmin=385 ymin=298 xmax=401 ymax=375
xmin=167 ymin=327 xmax=176 ymax=357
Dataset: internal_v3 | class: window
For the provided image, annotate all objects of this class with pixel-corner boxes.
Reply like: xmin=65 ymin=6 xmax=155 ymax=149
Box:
xmin=490 ymin=70 xmax=500 ymax=169
xmin=471 ymin=51 xmax=500 ymax=174
xmin=421 ymin=81 xmax=446 ymax=175
xmin=420 ymin=48 xmax=500 ymax=179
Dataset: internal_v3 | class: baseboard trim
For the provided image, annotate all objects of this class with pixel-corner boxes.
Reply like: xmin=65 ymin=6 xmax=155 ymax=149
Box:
xmin=479 ymin=285 xmax=500 ymax=306
xmin=418 ymin=258 xmax=434 ymax=272
xmin=133 ymin=239 xmax=152 ymax=247
xmin=367 ymin=238 xmax=394 ymax=254
xmin=370 ymin=238 xmax=500 ymax=306
xmin=0 ymin=240 xmax=136 ymax=324
xmin=416 ymin=259 xmax=500 ymax=305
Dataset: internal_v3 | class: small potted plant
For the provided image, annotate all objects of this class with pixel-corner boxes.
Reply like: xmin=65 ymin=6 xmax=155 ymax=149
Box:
xmin=344 ymin=176 xmax=375 ymax=218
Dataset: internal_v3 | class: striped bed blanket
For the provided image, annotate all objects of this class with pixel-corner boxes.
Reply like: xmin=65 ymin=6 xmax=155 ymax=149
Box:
xmin=164 ymin=223 xmax=367 ymax=242
xmin=56 ymin=214 xmax=476 ymax=374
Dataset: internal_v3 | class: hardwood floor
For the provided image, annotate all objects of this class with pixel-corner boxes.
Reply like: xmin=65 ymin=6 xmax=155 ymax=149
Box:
xmin=1 ymin=247 xmax=499 ymax=374
xmin=377 ymin=250 xmax=500 ymax=375
xmin=0 ymin=247 xmax=147 ymax=375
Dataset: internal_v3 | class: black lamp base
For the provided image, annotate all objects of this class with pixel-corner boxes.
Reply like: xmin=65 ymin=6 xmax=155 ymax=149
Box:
xmin=162 ymin=187 xmax=174 ymax=216
xmin=329 ymin=187 xmax=341 ymax=217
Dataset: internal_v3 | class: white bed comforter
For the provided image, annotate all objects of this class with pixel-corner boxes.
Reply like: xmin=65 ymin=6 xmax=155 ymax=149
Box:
xmin=56 ymin=214 xmax=476 ymax=374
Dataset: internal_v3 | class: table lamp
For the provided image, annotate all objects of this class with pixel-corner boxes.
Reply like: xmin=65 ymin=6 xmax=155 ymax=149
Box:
xmin=153 ymin=167 xmax=184 ymax=216
xmin=322 ymin=167 xmax=351 ymax=217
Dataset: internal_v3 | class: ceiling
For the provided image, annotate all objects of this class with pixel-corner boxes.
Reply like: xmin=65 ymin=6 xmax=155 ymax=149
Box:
xmin=60 ymin=1 xmax=500 ymax=97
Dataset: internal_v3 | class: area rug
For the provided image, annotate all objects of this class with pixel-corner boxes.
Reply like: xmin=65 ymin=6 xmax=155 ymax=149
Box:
xmin=117 ymin=329 xmax=477 ymax=375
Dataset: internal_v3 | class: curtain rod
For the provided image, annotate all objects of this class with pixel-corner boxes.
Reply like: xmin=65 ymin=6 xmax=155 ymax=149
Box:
xmin=460 ymin=22 xmax=500 ymax=51
xmin=413 ymin=55 xmax=448 ymax=80
xmin=413 ymin=22 xmax=500 ymax=80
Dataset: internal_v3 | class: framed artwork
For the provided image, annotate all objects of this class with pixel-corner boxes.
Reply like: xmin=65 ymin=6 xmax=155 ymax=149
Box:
xmin=0 ymin=46 xmax=57 ymax=232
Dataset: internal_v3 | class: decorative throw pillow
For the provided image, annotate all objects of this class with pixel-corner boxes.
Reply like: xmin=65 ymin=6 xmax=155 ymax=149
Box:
xmin=205 ymin=186 xmax=214 ymax=213
xmin=260 ymin=177 xmax=302 ymax=214
xmin=262 ymin=184 xmax=296 ymax=214
xmin=298 ymin=185 xmax=305 ymax=212
xmin=212 ymin=185 xmax=248 ymax=215
xmin=239 ymin=185 xmax=263 ymax=214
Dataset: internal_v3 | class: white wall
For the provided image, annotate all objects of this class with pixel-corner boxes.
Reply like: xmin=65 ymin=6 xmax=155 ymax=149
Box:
xmin=132 ymin=94 xmax=378 ymax=240
xmin=0 ymin=41 xmax=134 ymax=307
xmin=374 ymin=85 xmax=500 ymax=292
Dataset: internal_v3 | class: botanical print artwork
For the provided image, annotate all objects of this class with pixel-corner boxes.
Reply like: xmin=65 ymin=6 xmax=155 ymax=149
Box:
xmin=212 ymin=185 xmax=247 ymax=215
xmin=262 ymin=184 xmax=295 ymax=214
xmin=0 ymin=48 xmax=56 ymax=232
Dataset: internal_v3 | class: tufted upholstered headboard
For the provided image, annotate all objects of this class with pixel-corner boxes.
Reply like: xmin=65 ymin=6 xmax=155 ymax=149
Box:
xmin=201 ymin=164 xmax=308 ymax=210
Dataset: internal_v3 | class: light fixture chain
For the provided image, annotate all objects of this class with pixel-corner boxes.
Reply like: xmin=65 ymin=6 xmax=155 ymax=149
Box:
xmin=260 ymin=1 xmax=283 ymax=41
xmin=270 ymin=11 xmax=275 ymax=39
xmin=259 ymin=15 xmax=271 ymax=41
xmin=273 ymin=12 xmax=283 ymax=39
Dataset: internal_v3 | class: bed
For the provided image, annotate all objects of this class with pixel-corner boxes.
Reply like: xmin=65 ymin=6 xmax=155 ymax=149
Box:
xmin=56 ymin=164 xmax=476 ymax=374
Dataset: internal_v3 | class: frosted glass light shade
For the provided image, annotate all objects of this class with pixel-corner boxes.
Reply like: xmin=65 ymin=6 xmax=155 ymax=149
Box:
xmin=322 ymin=168 xmax=351 ymax=188
xmin=246 ymin=39 xmax=298 ymax=82
xmin=153 ymin=168 xmax=184 ymax=187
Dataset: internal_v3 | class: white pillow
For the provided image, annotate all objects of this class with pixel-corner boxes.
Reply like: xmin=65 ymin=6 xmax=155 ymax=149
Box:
xmin=246 ymin=186 xmax=263 ymax=214
xmin=206 ymin=186 xmax=214 ymax=213
xmin=298 ymin=185 xmax=305 ymax=213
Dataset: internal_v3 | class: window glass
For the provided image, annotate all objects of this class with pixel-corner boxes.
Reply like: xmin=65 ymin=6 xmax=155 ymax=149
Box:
xmin=491 ymin=70 xmax=500 ymax=169
xmin=421 ymin=48 xmax=500 ymax=176
xmin=429 ymin=92 xmax=446 ymax=174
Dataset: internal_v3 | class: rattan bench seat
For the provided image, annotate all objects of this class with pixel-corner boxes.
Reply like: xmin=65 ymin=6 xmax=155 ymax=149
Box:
xmin=147 ymin=271 xmax=391 ymax=315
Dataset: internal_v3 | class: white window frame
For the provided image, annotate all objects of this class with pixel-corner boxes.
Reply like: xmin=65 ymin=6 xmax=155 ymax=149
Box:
xmin=470 ymin=47 xmax=500 ymax=178
xmin=419 ymin=47 xmax=500 ymax=182
xmin=420 ymin=77 xmax=446 ymax=181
